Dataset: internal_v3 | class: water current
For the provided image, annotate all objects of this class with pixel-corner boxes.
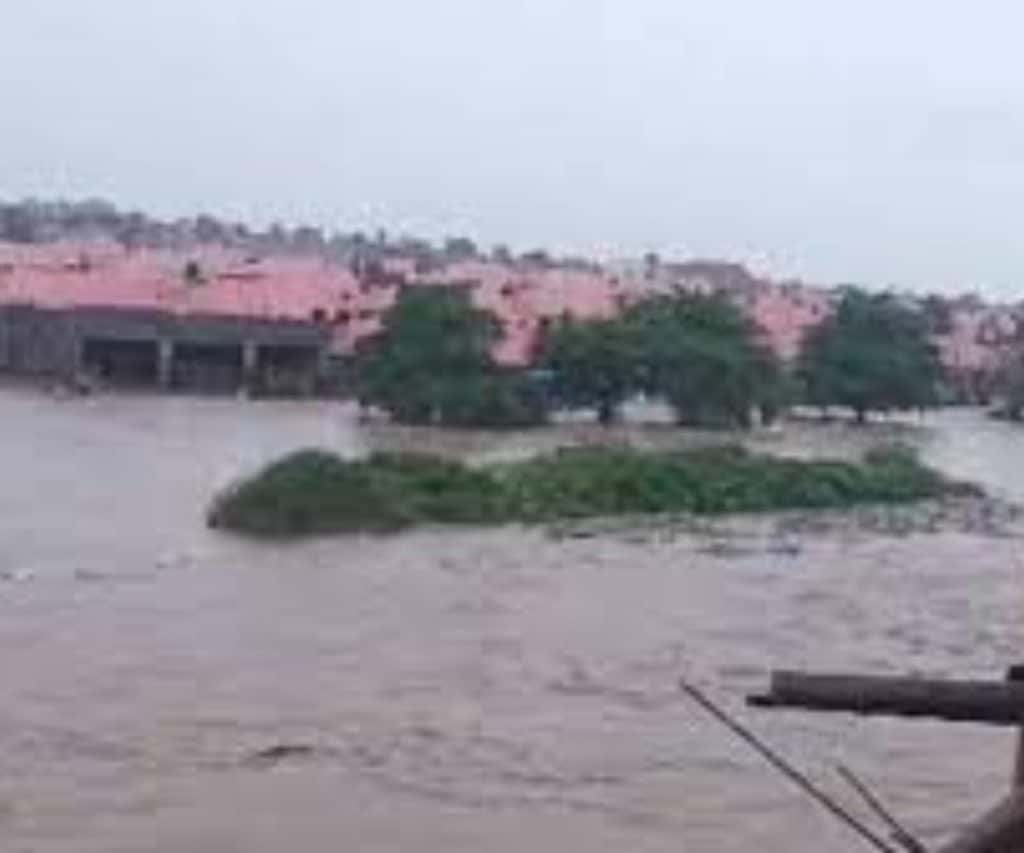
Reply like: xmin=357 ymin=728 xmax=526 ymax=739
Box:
xmin=1 ymin=392 xmax=1022 ymax=852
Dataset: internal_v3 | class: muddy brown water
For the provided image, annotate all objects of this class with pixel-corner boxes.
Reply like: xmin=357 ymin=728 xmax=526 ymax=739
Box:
xmin=1 ymin=393 xmax=1022 ymax=852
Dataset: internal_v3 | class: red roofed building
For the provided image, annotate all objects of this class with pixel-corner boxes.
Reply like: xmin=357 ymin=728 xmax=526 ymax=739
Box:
xmin=2 ymin=241 xmax=1015 ymax=397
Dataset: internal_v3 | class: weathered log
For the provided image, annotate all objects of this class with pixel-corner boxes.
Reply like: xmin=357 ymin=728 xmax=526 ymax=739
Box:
xmin=938 ymin=791 xmax=1024 ymax=853
xmin=749 ymin=671 xmax=1024 ymax=726
xmin=1008 ymin=666 xmax=1024 ymax=790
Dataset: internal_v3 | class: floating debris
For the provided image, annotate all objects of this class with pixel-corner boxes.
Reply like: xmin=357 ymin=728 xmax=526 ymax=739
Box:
xmin=243 ymin=743 xmax=317 ymax=768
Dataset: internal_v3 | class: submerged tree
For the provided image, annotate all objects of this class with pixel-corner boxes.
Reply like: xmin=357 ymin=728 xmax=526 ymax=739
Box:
xmin=797 ymin=289 xmax=941 ymax=423
xmin=624 ymin=293 xmax=782 ymax=428
xmin=352 ymin=285 xmax=546 ymax=427
xmin=538 ymin=293 xmax=781 ymax=428
xmin=537 ymin=315 xmax=639 ymax=424
xmin=353 ymin=286 xmax=497 ymax=424
xmin=994 ymin=348 xmax=1024 ymax=421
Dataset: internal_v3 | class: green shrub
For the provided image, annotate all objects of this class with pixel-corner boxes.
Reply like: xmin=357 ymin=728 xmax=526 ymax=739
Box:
xmin=207 ymin=450 xmax=413 ymax=536
xmin=362 ymin=452 xmax=508 ymax=523
xmin=209 ymin=443 xmax=969 ymax=538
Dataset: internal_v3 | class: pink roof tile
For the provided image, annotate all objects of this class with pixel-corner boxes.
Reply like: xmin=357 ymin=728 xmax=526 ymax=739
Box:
xmin=1 ymin=241 xmax=1013 ymax=373
xmin=0 ymin=243 xmax=362 ymax=323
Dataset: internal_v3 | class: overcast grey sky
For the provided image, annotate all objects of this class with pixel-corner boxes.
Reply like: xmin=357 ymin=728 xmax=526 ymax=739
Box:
xmin=4 ymin=1 xmax=1024 ymax=294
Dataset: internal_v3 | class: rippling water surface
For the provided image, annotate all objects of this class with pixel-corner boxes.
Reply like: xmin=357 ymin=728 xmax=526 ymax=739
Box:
xmin=1 ymin=392 xmax=1023 ymax=852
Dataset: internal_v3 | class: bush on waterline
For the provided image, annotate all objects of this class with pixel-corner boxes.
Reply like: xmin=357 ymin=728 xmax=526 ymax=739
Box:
xmin=207 ymin=444 xmax=975 ymax=538
xmin=207 ymin=450 xmax=506 ymax=536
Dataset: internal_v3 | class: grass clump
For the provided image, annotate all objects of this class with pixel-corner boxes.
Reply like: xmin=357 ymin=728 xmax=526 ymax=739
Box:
xmin=207 ymin=450 xmax=505 ymax=536
xmin=208 ymin=444 xmax=970 ymax=538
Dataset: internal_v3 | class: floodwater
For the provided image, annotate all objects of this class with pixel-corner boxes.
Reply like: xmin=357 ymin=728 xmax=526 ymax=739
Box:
xmin=1 ymin=392 xmax=1023 ymax=852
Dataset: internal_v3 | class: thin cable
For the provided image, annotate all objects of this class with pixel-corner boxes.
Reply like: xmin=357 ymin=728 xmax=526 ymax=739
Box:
xmin=836 ymin=765 xmax=928 ymax=853
xmin=680 ymin=680 xmax=901 ymax=853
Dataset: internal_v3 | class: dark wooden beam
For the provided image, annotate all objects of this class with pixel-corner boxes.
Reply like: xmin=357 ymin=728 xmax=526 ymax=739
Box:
xmin=749 ymin=671 xmax=1024 ymax=726
xmin=1008 ymin=666 xmax=1024 ymax=791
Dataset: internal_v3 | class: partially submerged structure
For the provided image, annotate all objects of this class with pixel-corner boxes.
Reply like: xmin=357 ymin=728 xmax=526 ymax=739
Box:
xmin=713 ymin=667 xmax=1024 ymax=852
xmin=0 ymin=304 xmax=328 ymax=394
xmin=0 ymin=245 xmax=347 ymax=394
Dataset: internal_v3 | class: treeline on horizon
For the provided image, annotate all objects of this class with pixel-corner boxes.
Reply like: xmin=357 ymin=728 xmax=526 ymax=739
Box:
xmin=3 ymin=198 xmax=1006 ymax=314
xmin=0 ymin=197 xmax=593 ymax=271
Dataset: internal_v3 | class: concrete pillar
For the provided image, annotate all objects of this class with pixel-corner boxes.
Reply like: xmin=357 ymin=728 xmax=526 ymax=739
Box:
xmin=315 ymin=346 xmax=331 ymax=395
xmin=68 ymin=333 xmax=85 ymax=382
xmin=157 ymin=339 xmax=174 ymax=389
xmin=242 ymin=340 xmax=259 ymax=394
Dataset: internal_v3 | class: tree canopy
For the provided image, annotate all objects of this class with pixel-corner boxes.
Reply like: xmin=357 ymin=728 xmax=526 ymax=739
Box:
xmin=797 ymin=289 xmax=941 ymax=421
xmin=539 ymin=293 xmax=782 ymax=427
xmin=353 ymin=285 xmax=496 ymax=424
xmin=993 ymin=349 xmax=1024 ymax=421
xmin=537 ymin=316 xmax=638 ymax=424
xmin=352 ymin=285 xmax=546 ymax=427
xmin=443 ymin=236 xmax=478 ymax=260
xmin=623 ymin=293 xmax=781 ymax=427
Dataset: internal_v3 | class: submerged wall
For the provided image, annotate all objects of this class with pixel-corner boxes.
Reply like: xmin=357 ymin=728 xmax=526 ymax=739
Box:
xmin=0 ymin=305 xmax=330 ymax=394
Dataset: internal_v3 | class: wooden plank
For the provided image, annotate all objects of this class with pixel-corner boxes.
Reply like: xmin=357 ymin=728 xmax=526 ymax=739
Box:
xmin=1008 ymin=666 xmax=1024 ymax=789
xmin=938 ymin=791 xmax=1024 ymax=853
xmin=748 ymin=671 xmax=1024 ymax=726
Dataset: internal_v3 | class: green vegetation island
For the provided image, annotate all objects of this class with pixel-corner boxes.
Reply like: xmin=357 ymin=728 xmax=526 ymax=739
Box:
xmin=206 ymin=268 xmax=991 ymax=540
xmin=207 ymin=444 xmax=978 ymax=538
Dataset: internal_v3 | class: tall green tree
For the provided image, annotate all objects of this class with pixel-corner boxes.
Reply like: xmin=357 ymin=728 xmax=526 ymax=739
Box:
xmin=353 ymin=285 xmax=499 ymax=424
xmin=538 ymin=316 xmax=638 ymax=424
xmin=797 ymin=289 xmax=941 ymax=423
xmin=624 ymin=293 xmax=781 ymax=428
xmin=538 ymin=293 xmax=780 ymax=428
xmin=994 ymin=349 xmax=1024 ymax=421
xmin=353 ymin=285 xmax=547 ymax=427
